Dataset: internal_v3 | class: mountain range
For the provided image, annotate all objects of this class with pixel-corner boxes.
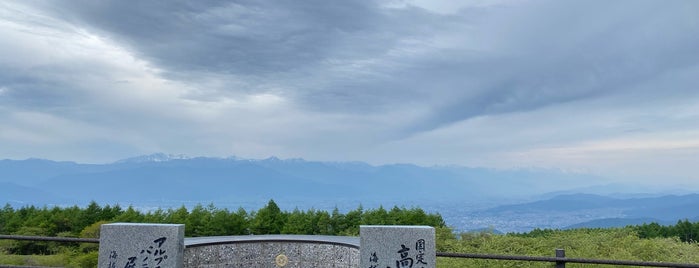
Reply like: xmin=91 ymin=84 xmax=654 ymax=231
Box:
xmin=0 ymin=153 xmax=608 ymax=206
xmin=1 ymin=154 xmax=698 ymax=232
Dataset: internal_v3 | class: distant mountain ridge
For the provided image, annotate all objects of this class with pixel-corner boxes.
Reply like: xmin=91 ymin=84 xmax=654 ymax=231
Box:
xmin=1 ymin=153 xmax=608 ymax=205
xmin=485 ymin=193 xmax=699 ymax=213
xmin=562 ymin=218 xmax=669 ymax=229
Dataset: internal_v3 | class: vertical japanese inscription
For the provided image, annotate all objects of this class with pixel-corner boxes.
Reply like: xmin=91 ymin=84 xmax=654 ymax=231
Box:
xmin=104 ymin=236 xmax=171 ymax=268
xmin=138 ymin=237 xmax=169 ymax=268
xmin=98 ymin=223 xmax=184 ymax=268
xmin=395 ymin=244 xmax=413 ymax=268
xmin=415 ymin=239 xmax=427 ymax=267
xmin=368 ymin=251 xmax=379 ymax=268
xmin=108 ymin=251 xmax=118 ymax=268
xmin=109 ymin=236 xmax=169 ymax=268
xmin=360 ymin=226 xmax=435 ymax=268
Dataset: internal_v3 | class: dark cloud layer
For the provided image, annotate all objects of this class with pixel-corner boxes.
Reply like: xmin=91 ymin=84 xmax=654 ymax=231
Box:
xmin=29 ymin=1 xmax=699 ymax=132
xmin=35 ymin=0 xmax=393 ymax=73
xmin=26 ymin=1 xmax=439 ymax=109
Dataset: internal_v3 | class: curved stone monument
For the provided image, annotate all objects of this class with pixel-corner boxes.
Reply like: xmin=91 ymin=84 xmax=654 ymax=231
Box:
xmin=184 ymin=235 xmax=360 ymax=267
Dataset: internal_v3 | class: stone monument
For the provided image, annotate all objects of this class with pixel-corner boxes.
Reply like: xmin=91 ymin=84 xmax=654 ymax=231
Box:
xmin=360 ymin=225 xmax=435 ymax=268
xmin=98 ymin=223 xmax=185 ymax=268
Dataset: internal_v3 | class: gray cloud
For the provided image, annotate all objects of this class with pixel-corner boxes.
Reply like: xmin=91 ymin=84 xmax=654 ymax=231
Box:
xmin=33 ymin=0 xmax=393 ymax=73
xmin=26 ymin=1 xmax=442 ymax=109
xmin=398 ymin=0 xmax=699 ymax=133
xmin=24 ymin=0 xmax=699 ymax=112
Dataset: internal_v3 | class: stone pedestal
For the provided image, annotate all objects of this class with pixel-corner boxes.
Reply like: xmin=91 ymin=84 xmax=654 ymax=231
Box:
xmin=98 ymin=223 xmax=185 ymax=268
xmin=360 ymin=225 xmax=435 ymax=268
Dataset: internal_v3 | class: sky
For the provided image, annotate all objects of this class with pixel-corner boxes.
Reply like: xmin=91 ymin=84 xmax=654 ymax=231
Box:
xmin=1 ymin=0 xmax=698 ymax=186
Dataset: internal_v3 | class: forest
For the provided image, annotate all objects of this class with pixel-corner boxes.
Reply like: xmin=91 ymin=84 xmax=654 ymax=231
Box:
xmin=1 ymin=201 xmax=699 ymax=267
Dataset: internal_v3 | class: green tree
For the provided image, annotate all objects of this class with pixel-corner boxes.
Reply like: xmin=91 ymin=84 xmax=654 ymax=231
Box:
xmin=330 ymin=207 xmax=346 ymax=235
xmin=282 ymin=208 xmax=309 ymax=234
xmin=362 ymin=206 xmax=389 ymax=225
xmin=675 ymin=219 xmax=696 ymax=242
xmin=313 ymin=210 xmax=333 ymax=235
xmin=143 ymin=208 xmax=168 ymax=223
xmin=187 ymin=204 xmax=212 ymax=236
xmin=636 ymin=222 xmax=664 ymax=239
xmin=199 ymin=207 xmax=250 ymax=235
xmin=250 ymin=200 xmax=286 ymax=234
xmin=340 ymin=206 xmax=362 ymax=236
xmin=2 ymin=206 xmax=24 ymax=234
xmin=48 ymin=206 xmax=74 ymax=235
xmin=81 ymin=201 xmax=102 ymax=229
xmin=230 ymin=207 xmax=250 ymax=235
xmin=100 ymin=204 xmax=122 ymax=221
xmin=165 ymin=206 xmax=189 ymax=224
xmin=0 ymin=204 xmax=14 ymax=234
xmin=113 ymin=206 xmax=143 ymax=222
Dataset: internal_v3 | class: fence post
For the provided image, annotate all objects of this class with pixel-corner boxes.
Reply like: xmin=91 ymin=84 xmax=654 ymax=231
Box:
xmin=555 ymin=249 xmax=566 ymax=268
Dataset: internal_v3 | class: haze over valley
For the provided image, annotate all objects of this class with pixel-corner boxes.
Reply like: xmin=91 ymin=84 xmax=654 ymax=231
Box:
xmin=2 ymin=154 xmax=697 ymax=233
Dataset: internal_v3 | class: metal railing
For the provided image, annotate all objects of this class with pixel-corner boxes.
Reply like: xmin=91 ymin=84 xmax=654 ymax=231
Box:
xmin=2 ymin=235 xmax=699 ymax=267
xmin=0 ymin=235 xmax=99 ymax=268
xmin=0 ymin=235 xmax=98 ymax=243
xmin=437 ymin=249 xmax=699 ymax=267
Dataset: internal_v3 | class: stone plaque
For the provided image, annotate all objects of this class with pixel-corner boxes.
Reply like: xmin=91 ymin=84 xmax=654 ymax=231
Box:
xmin=98 ymin=223 xmax=185 ymax=268
xmin=360 ymin=225 xmax=435 ymax=268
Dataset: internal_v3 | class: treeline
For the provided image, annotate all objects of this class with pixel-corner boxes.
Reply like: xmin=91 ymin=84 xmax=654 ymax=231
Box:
xmin=4 ymin=200 xmax=699 ymax=267
xmin=0 ymin=200 xmax=445 ymax=240
xmin=634 ymin=220 xmax=699 ymax=242
xmin=509 ymin=219 xmax=699 ymax=243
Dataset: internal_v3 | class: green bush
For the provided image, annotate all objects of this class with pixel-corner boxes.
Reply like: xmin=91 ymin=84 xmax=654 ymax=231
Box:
xmin=68 ymin=251 xmax=98 ymax=268
xmin=435 ymin=228 xmax=699 ymax=267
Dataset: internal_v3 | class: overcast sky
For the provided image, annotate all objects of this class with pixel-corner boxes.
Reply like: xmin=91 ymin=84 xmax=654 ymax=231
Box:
xmin=1 ymin=0 xmax=698 ymax=186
